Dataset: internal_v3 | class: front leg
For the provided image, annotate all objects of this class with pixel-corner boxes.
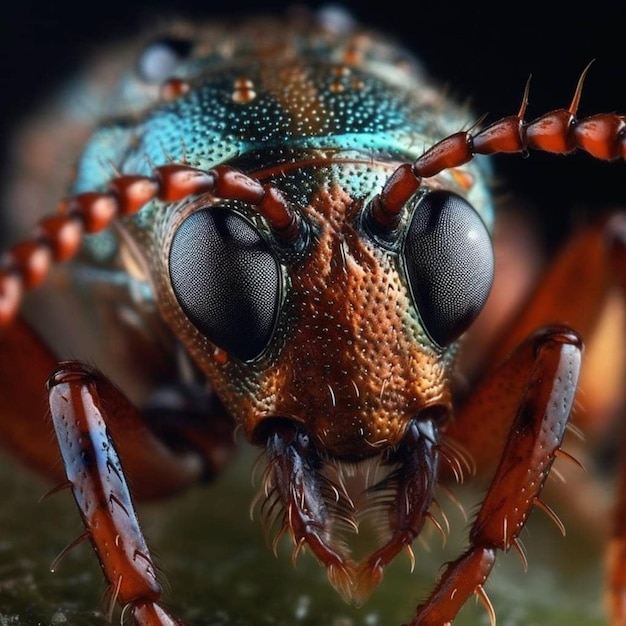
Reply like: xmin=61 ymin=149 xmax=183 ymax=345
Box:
xmin=48 ymin=361 xmax=200 ymax=625
xmin=409 ymin=326 xmax=582 ymax=625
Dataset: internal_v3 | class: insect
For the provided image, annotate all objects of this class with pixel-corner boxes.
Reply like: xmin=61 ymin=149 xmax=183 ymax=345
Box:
xmin=0 ymin=4 xmax=624 ymax=625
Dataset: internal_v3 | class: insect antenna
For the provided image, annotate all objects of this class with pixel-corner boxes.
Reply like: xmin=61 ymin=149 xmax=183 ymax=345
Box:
xmin=0 ymin=164 xmax=307 ymax=326
xmin=365 ymin=63 xmax=625 ymax=242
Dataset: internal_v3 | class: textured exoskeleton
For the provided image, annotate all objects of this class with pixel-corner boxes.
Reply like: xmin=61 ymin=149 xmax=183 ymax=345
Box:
xmin=0 ymin=7 xmax=625 ymax=626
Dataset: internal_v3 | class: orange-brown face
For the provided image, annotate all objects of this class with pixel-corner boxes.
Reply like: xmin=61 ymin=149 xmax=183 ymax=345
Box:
xmin=245 ymin=182 xmax=450 ymax=458
xmin=154 ymin=159 xmax=494 ymax=461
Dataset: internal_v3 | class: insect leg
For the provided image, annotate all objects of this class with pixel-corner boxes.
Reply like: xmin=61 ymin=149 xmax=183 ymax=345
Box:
xmin=0 ymin=317 xmax=69 ymax=481
xmin=453 ymin=213 xmax=626 ymax=624
xmin=449 ymin=214 xmax=626 ymax=472
xmin=601 ymin=217 xmax=626 ymax=625
xmin=491 ymin=215 xmax=625 ymax=367
xmin=409 ymin=326 xmax=581 ymax=625
xmin=47 ymin=361 xmax=203 ymax=624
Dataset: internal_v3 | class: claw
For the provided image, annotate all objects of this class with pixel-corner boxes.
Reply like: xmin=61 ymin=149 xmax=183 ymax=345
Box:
xmin=327 ymin=559 xmax=357 ymax=604
xmin=353 ymin=557 xmax=385 ymax=606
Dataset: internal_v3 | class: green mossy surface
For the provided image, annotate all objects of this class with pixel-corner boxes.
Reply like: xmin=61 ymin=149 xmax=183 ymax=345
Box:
xmin=0 ymin=446 xmax=607 ymax=626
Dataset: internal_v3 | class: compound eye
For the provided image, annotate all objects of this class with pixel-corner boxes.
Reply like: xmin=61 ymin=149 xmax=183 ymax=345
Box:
xmin=403 ymin=190 xmax=494 ymax=347
xmin=137 ymin=37 xmax=193 ymax=83
xmin=169 ymin=208 xmax=281 ymax=361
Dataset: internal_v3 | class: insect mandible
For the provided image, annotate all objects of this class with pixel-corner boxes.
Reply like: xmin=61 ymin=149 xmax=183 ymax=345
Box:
xmin=0 ymin=5 xmax=625 ymax=625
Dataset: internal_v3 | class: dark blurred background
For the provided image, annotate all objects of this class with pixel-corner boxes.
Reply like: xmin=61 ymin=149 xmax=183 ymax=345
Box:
xmin=0 ymin=0 xmax=624 ymax=246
